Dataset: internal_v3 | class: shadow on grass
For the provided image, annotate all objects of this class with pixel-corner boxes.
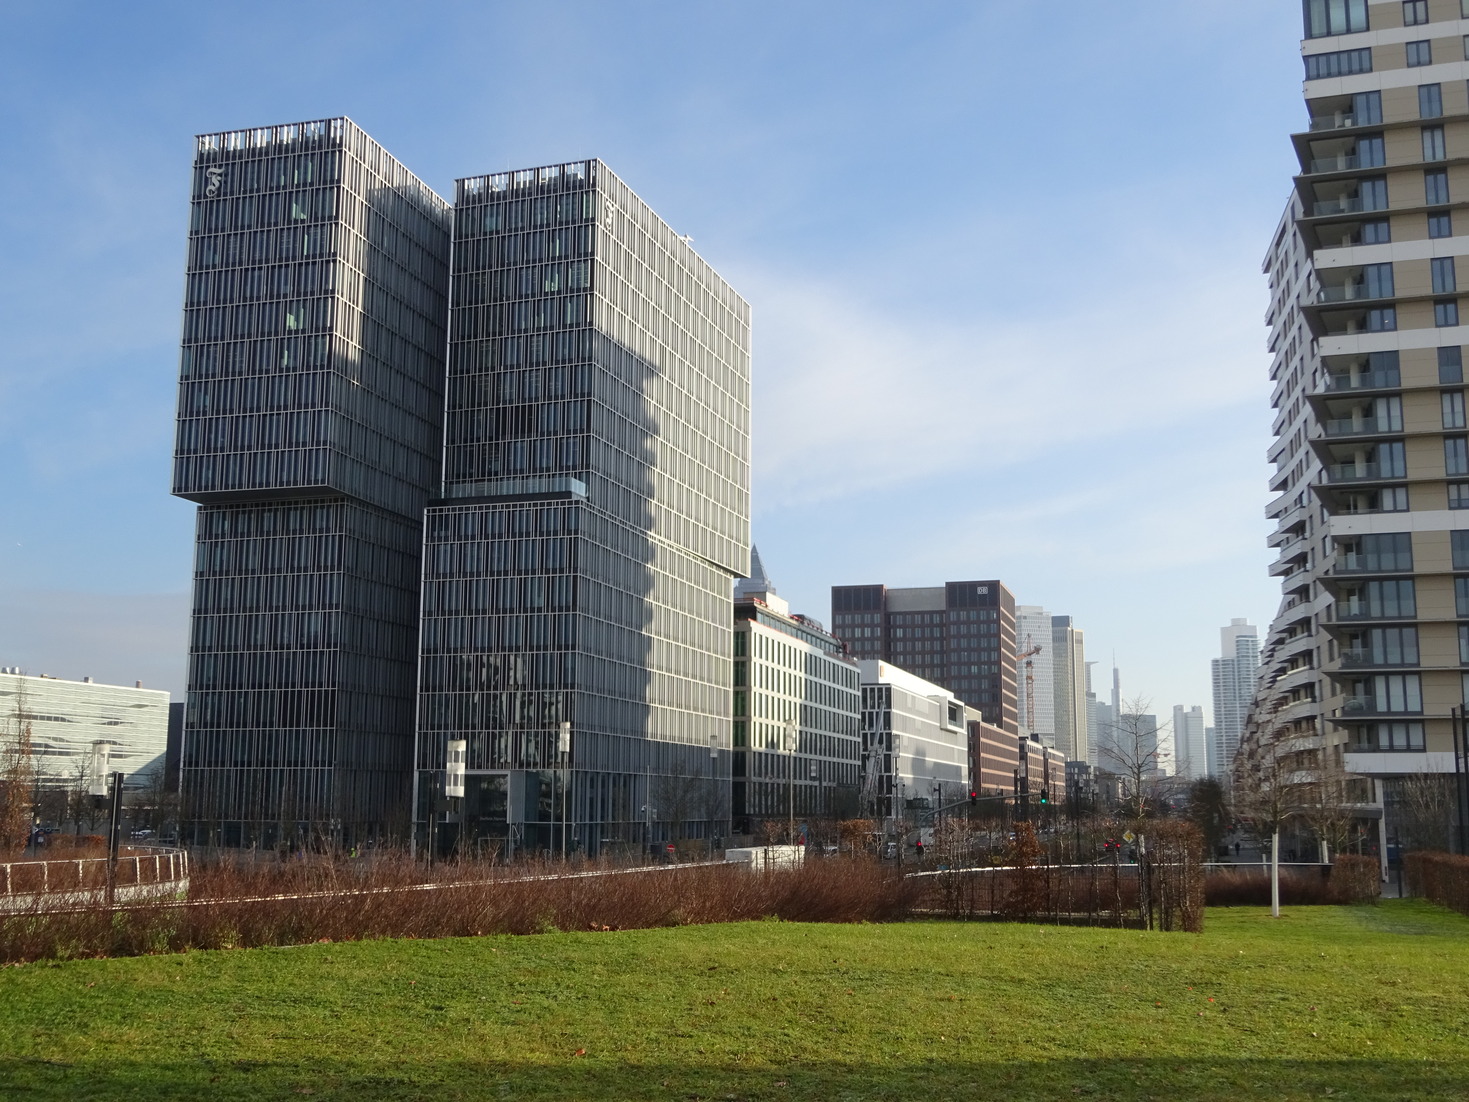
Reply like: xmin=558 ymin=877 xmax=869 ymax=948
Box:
xmin=3 ymin=1056 xmax=1466 ymax=1101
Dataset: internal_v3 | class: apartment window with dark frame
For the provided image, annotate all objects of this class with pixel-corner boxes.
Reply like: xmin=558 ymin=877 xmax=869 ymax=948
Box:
xmin=1364 ymin=219 xmax=1392 ymax=244
xmin=1450 ymin=483 xmax=1469 ymax=509
xmin=1424 ymin=126 xmax=1447 ymax=162
xmin=1404 ymin=0 xmax=1429 ymax=25
xmin=1427 ymin=170 xmax=1450 ymax=206
xmin=1306 ymin=0 xmax=1369 ymax=37
xmin=1442 ymin=346 xmax=1464 ymax=383
xmin=1447 ymin=435 xmax=1469 ymax=476
xmin=1430 ymin=212 xmax=1453 ymax=239
xmin=1420 ymin=84 xmax=1444 ymax=119
xmin=1435 ymin=256 xmax=1459 ymax=295
xmin=1438 ymin=300 xmax=1461 ymax=327
xmin=1444 ymin=390 xmax=1467 ymax=429
xmin=1407 ymin=40 xmax=1432 ymax=68
xmin=1369 ymin=306 xmax=1397 ymax=331
xmin=1305 ymin=47 xmax=1373 ymax=79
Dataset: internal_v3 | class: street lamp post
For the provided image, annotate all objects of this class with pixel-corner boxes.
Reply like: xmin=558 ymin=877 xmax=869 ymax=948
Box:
xmin=558 ymin=721 xmax=572 ymax=860
xmin=783 ymin=717 xmax=798 ymax=848
xmin=709 ymin=732 xmax=720 ymax=858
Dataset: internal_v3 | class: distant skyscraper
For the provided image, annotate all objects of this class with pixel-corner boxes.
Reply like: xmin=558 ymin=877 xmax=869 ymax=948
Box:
xmin=1211 ymin=619 xmax=1259 ymax=777
xmin=172 ymin=118 xmax=452 ymax=846
xmin=1014 ymin=605 xmax=1055 ymax=743
xmin=1172 ymin=704 xmax=1206 ymax=781
xmin=413 ymin=160 xmax=751 ymax=856
xmin=1051 ymin=615 xmax=1088 ymax=763
xmin=832 ymin=581 xmax=1017 ymax=732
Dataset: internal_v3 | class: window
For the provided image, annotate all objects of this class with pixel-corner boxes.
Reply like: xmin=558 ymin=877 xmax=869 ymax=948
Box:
xmin=1430 ymin=212 xmax=1453 ymax=238
xmin=1435 ymin=257 xmax=1458 ymax=294
xmin=1464 ymin=34 xmax=1469 ymax=61
xmin=1420 ymin=84 xmax=1443 ymax=119
xmin=1305 ymin=0 xmax=1369 ymax=37
xmin=1354 ymin=91 xmax=1384 ymax=126
xmin=1361 ymin=722 xmax=1425 ymax=750
xmin=1446 ymin=391 xmax=1467 ymax=429
xmin=1441 ymin=346 xmax=1464 ymax=383
xmin=1448 ymin=435 xmax=1469 ymax=475
xmin=1363 ymin=262 xmax=1395 ymax=298
xmin=1373 ymin=674 xmax=1423 ymax=713
xmin=1423 ymin=126 xmax=1447 ymax=162
xmin=1438 ymin=300 xmax=1461 ymax=327
xmin=1461 ymin=624 xmax=1469 ymax=663
xmin=1368 ymin=306 xmax=1397 ymax=331
xmin=1451 ymin=483 xmax=1469 ymax=508
xmin=1306 ymin=47 xmax=1373 ymax=78
xmin=1404 ymin=0 xmax=1428 ymax=24
xmin=1358 ymin=135 xmax=1387 ymax=168
xmin=1459 ymin=576 xmax=1469 ymax=616
xmin=1426 ymin=170 xmax=1450 ymax=206
xmin=1367 ymin=626 xmax=1419 ymax=665
xmin=1379 ymin=440 xmax=1408 ymax=480
xmin=1360 ymin=176 xmax=1389 ymax=211
xmin=1408 ymin=40 xmax=1432 ymax=67
xmin=1454 ymin=530 xmax=1469 ymax=569
xmin=1364 ymin=219 xmax=1392 ymax=244
xmin=1341 ymin=532 xmax=1414 ymax=571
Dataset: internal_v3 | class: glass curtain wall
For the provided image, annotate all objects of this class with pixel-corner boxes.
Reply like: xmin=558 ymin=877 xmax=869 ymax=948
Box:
xmin=173 ymin=118 xmax=451 ymax=847
xmin=416 ymin=161 xmax=751 ymax=858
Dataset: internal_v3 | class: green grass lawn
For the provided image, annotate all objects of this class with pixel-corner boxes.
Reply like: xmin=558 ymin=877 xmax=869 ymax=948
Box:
xmin=2 ymin=902 xmax=1466 ymax=1101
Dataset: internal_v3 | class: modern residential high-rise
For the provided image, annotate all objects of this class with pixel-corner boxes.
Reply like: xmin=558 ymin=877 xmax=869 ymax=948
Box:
xmin=171 ymin=119 xmax=452 ymax=846
xmin=831 ymin=581 xmax=1017 ymax=733
xmin=1253 ymin=0 xmax=1469 ymax=856
xmin=413 ymin=160 xmax=751 ymax=857
xmin=1051 ymin=614 xmax=1088 ymax=763
xmin=1211 ymin=619 xmax=1259 ymax=777
xmin=1014 ymin=605 xmax=1056 ymax=742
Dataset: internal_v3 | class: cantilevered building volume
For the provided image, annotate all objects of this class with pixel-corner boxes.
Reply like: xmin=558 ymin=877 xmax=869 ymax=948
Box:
xmin=1254 ymin=1 xmax=1469 ymax=858
xmin=172 ymin=120 xmax=451 ymax=846
xmin=172 ymin=122 xmax=750 ymax=852
xmin=413 ymin=162 xmax=751 ymax=857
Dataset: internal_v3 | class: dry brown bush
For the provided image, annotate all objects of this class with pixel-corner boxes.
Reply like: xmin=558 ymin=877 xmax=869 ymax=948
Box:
xmin=1205 ymin=859 xmax=1380 ymax=907
xmin=0 ymin=853 xmax=922 ymax=964
xmin=1405 ymin=851 xmax=1469 ymax=915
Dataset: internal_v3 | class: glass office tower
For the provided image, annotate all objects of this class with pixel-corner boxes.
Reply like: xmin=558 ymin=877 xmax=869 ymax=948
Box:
xmin=172 ymin=118 xmax=451 ymax=846
xmin=415 ymin=161 xmax=751 ymax=857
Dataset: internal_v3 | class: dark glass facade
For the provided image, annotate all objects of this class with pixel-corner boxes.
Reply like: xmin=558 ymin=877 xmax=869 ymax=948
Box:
xmin=831 ymin=581 xmax=1018 ymax=734
xmin=415 ymin=161 xmax=751 ymax=857
xmin=172 ymin=118 xmax=451 ymax=845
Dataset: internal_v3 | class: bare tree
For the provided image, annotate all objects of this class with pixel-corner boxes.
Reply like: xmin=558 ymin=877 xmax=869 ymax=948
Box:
xmin=1296 ymin=741 xmax=1361 ymax=863
xmin=1098 ymin=697 xmax=1171 ymax=820
xmin=1391 ymin=770 xmax=1456 ymax=854
xmin=1232 ymin=700 xmax=1312 ymax=917
xmin=0 ymin=678 xmax=37 ymax=853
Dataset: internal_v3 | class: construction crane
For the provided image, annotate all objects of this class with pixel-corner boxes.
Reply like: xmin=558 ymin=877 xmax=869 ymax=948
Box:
xmin=1016 ymin=635 xmax=1043 ymax=733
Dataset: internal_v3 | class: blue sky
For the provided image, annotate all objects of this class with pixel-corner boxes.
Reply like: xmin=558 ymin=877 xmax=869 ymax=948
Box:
xmin=0 ymin=0 xmax=1302 ymax=725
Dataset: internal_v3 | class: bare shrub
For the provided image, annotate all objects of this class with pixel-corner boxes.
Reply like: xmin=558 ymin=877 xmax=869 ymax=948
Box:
xmin=1405 ymin=851 xmax=1469 ymax=916
xmin=1205 ymin=860 xmax=1378 ymax=907
xmin=0 ymin=852 xmax=923 ymax=964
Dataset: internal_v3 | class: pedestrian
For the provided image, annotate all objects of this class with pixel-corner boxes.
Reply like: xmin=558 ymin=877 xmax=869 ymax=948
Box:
xmin=1233 ymin=840 xmax=1241 ymax=857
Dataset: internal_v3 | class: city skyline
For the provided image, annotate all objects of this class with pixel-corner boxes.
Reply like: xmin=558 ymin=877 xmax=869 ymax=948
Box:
xmin=0 ymin=2 xmax=1296 ymax=724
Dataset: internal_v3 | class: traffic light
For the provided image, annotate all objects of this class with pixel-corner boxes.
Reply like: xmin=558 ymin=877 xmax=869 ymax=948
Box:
xmin=1038 ymin=788 xmax=1048 ymax=805
xmin=969 ymin=790 xmax=977 ymax=806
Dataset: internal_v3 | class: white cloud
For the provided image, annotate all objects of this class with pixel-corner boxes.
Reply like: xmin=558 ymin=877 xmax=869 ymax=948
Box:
xmin=740 ymin=261 xmax=1272 ymax=508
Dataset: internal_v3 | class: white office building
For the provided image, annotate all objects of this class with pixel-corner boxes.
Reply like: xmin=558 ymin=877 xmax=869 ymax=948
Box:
xmin=1014 ymin=605 xmax=1056 ymax=744
xmin=0 ymin=669 xmax=169 ymax=788
xmin=857 ymin=661 xmax=969 ymax=829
